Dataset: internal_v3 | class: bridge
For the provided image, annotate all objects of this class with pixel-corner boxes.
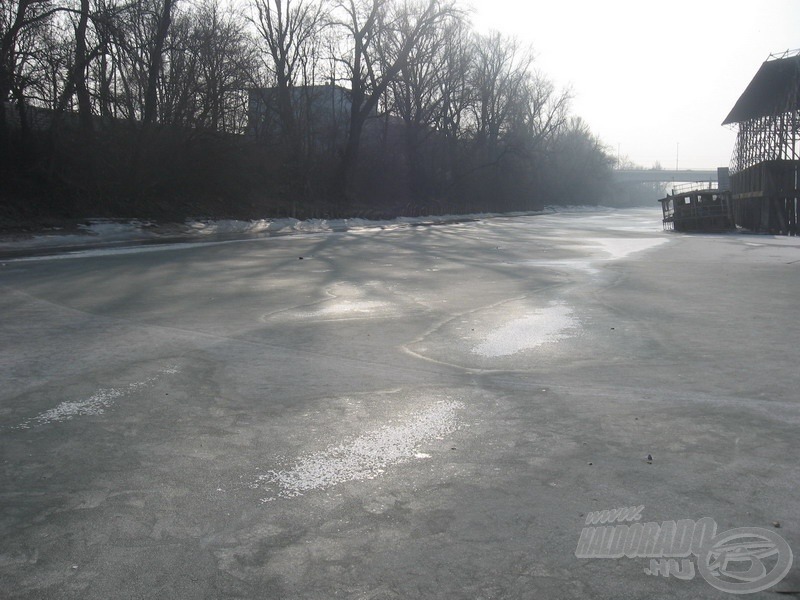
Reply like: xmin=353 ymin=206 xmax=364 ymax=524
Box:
xmin=611 ymin=169 xmax=719 ymax=184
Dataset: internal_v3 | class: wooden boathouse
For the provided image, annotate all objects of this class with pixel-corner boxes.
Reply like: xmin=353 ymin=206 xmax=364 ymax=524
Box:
xmin=723 ymin=50 xmax=800 ymax=235
xmin=658 ymin=51 xmax=799 ymax=234
xmin=659 ymin=181 xmax=733 ymax=232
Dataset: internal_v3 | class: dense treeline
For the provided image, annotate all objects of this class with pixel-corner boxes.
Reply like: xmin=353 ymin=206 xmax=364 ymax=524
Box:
xmin=1 ymin=0 xmax=623 ymax=223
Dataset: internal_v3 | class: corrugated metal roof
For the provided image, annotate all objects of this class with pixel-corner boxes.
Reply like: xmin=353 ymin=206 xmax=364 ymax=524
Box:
xmin=722 ymin=54 xmax=800 ymax=125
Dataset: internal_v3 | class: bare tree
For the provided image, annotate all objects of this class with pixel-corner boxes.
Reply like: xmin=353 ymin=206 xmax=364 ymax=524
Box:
xmin=1 ymin=0 xmax=62 ymax=146
xmin=332 ymin=0 xmax=455 ymax=200
xmin=545 ymin=116 xmax=613 ymax=205
xmin=51 ymin=0 xmax=95 ymax=131
xmin=192 ymin=1 xmax=255 ymax=133
xmin=386 ymin=10 xmax=464 ymax=198
xmin=22 ymin=14 xmax=70 ymax=110
xmin=142 ymin=0 xmax=172 ymax=125
xmin=469 ymin=31 xmax=531 ymax=153
xmin=158 ymin=7 xmax=198 ymax=127
xmin=250 ymin=0 xmax=323 ymax=145
xmin=431 ymin=15 xmax=471 ymax=141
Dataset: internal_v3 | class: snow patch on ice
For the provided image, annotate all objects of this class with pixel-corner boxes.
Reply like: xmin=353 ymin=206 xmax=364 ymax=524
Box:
xmin=24 ymin=388 xmax=125 ymax=426
xmin=188 ymin=219 xmax=276 ymax=234
xmin=11 ymin=365 xmax=179 ymax=430
xmin=256 ymin=399 xmax=464 ymax=500
xmin=472 ymin=303 xmax=578 ymax=357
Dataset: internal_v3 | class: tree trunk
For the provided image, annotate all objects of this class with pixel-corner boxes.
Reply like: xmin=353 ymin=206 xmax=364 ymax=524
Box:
xmin=336 ymin=101 xmax=365 ymax=204
xmin=74 ymin=0 xmax=93 ymax=132
xmin=143 ymin=0 xmax=173 ymax=126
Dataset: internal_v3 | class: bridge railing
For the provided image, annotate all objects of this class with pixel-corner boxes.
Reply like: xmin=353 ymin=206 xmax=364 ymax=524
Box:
xmin=611 ymin=169 xmax=719 ymax=184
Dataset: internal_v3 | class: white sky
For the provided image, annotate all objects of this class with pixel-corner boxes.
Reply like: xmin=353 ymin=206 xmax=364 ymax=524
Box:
xmin=468 ymin=0 xmax=799 ymax=169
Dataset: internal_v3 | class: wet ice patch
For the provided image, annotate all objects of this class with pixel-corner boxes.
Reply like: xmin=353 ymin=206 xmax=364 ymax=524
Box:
xmin=11 ymin=365 xmax=179 ymax=430
xmin=472 ymin=303 xmax=578 ymax=357
xmin=255 ymin=399 xmax=464 ymax=500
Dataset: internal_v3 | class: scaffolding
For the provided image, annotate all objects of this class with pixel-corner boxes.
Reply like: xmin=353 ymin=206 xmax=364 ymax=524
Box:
xmin=723 ymin=50 xmax=800 ymax=235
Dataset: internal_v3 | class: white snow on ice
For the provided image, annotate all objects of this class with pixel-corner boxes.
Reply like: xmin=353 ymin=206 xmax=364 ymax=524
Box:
xmin=11 ymin=365 xmax=178 ymax=429
xmin=256 ymin=399 xmax=464 ymax=500
xmin=472 ymin=303 xmax=578 ymax=358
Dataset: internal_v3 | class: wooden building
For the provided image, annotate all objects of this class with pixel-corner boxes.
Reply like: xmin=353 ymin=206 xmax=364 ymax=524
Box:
xmin=723 ymin=50 xmax=800 ymax=235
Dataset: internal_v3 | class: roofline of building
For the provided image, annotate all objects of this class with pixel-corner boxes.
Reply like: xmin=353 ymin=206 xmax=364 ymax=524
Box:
xmin=722 ymin=51 xmax=800 ymax=125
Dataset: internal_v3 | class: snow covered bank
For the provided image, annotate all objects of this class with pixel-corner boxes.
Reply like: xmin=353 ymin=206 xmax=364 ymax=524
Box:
xmin=1 ymin=207 xmax=598 ymax=254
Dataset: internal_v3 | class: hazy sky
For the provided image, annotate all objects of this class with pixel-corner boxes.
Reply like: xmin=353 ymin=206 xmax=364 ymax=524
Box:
xmin=468 ymin=0 xmax=799 ymax=169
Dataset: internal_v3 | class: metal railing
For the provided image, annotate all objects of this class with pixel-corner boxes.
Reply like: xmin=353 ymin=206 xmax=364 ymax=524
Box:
xmin=670 ymin=181 xmax=720 ymax=195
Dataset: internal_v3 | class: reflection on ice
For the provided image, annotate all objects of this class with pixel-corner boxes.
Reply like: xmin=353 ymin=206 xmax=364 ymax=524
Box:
xmin=302 ymin=300 xmax=387 ymax=317
xmin=508 ymin=235 xmax=668 ymax=275
xmin=515 ymin=258 xmax=599 ymax=274
xmin=575 ymin=237 xmax=668 ymax=260
xmin=282 ymin=282 xmax=395 ymax=320
xmin=472 ymin=303 xmax=578 ymax=357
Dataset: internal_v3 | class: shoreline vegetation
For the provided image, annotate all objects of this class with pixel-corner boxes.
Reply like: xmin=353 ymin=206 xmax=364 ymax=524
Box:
xmin=1 ymin=0 xmax=665 ymax=230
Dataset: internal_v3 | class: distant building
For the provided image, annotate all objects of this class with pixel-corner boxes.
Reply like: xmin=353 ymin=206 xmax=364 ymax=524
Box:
xmin=1 ymin=101 xmax=98 ymax=132
xmin=722 ymin=50 xmax=800 ymax=235
xmin=248 ymin=85 xmax=360 ymax=150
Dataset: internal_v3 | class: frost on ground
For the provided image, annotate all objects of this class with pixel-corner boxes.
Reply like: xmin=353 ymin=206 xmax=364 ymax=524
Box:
xmin=472 ymin=303 xmax=579 ymax=358
xmin=255 ymin=399 xmax=464 ymax=501
xmin=11 ymin=366 xmax=178 ymax=430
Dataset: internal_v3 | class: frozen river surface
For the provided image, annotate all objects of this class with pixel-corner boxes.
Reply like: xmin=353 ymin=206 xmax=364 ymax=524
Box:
xmin=1 ymin=208 xmax=799 ymax=598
